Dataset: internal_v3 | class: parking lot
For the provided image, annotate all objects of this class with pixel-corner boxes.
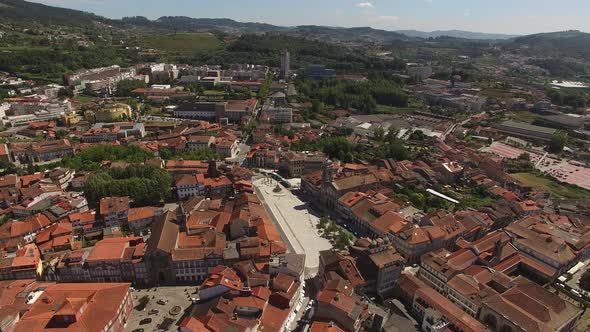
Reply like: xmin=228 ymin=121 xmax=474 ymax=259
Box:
xmin=482 ymin=142 xmax=590 ymax=190
xmin=125 ymin=286 xmax=195 ymax=332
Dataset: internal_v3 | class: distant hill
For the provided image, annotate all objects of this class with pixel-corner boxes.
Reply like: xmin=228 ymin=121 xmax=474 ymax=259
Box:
xmin=3 ymin=0 xmax=590 ymax=62
xmin=509 ymin=30 xmax=590 ymax=60
xmin=397 ymin=29 xmax=518 ymax=40
xmin=122 ymin=16 xmax=284 ymax=33
xmin=0 ymin=0 xmax=112 ymax=27
xmin=284 ymin=25 xmax=414 ymax=45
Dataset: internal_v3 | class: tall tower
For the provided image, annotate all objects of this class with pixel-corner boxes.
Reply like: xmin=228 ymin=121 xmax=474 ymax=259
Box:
xmin=321 ymin=159 xmax=336 ymax=184
xmin=280 ymin=50 xmax=290 ymax=80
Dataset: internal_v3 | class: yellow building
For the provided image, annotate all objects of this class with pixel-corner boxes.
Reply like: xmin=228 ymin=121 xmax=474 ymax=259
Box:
xmin=62 ymin=110 xmax=80 ymax=127
xmin=94 ymin=103 xmax=132 ymax=123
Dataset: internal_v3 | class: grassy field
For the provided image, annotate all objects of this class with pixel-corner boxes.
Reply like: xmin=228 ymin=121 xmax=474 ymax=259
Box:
xmin=73 ymin=95 xmax=99 ymax=103
xmin=480 ymin=88 xmax=513 ymax=99
xmin=508 ymin=110 xmax=538 ymax=124
xmin=203 ymin=90 xmax=226 ymax=96
xmin=376 ymin=104 xmax=416 ymax=114
xmin=137 ymin=33 xmax=222 ymax=55
xmin=511 ymin=172 xmax=590 ymax=199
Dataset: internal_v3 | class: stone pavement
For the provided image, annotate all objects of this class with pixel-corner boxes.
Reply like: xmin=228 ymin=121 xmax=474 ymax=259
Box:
xmin=253 ymin=177 xmax=333 ymax=278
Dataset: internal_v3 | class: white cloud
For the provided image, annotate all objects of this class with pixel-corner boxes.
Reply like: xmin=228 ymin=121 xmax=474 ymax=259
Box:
xmin=376 ymin=15 xmax=400 ymax=21
xmin=355 ymin=2 xmax=374 ymax=8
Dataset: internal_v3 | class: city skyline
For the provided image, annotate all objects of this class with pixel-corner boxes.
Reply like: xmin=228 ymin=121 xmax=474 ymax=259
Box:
xmin=29 ymin=0 xmax=590 ymax=35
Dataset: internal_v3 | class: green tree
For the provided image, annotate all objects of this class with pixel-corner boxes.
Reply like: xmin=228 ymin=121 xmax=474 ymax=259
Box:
xmin=58 ymin=87 xmax=74 ymax=98
xmin=55 ymin=129 xmax=69 ymax=139
xmin=116 ymin=79 xmax=147 ymax=97
xmin=373 ymin=127 xmax=385 ymax=141
xmin=84 ymin=165 xmax=172 ymax=206
xmin=581 ymin=269 xmax=590 ymax=292
xmin=319 ymin=216 xmax=330 ymax=229
xmin=335 ymin=231 xmax=353 ymax=249
xmin=548 ymin=132 xmax=568 ymax=153
xmin=127 ymin=98 xmax=138 ymax=111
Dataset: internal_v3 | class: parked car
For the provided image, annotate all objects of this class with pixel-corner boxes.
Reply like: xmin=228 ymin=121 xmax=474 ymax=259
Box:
xmin=148 ymin=309 xmax=159 ymax=315
xmin=139 ymin=318 xmax=152 ymax=325
xmin=157 ymin=299 xmax=168 ymax=305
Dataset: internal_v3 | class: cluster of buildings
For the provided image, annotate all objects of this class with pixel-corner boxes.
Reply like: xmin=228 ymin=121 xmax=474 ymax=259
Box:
xmin=1 ymin=97 xmax=71 ymax=126
xmin=173 ymin=99 xmax=258 ymax=124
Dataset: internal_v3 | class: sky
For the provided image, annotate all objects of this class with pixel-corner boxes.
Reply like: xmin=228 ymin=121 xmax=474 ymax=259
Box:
xmin=29 ymin=0 xmax=590 ymax=35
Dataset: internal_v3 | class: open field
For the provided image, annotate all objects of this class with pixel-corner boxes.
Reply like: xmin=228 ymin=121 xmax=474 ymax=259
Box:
xmin=376 ymin=104 xmax=416 ymax=114
xmin=73 ymin=95 xmax=99 ymax=103
xmin=484 ymin=142 xmax=590 ymax=192
xmin=507 ymin=110 xmax=538 ymax=124
xmin=511 ymin=172 xmax=590 ymax=199
xmin=137 ymin=32 xmax=222 ymax=55
xmin=480 ymin=88 xmax=513 ymax=99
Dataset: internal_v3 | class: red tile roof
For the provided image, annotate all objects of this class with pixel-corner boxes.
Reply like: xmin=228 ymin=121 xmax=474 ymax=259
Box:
xmin=99 ymin=196 xmax=129 ymax=215
xmin=128 ymin=206 xmax=156 ymax=223
xmin=14 ymin=283 xmax=130 ymax=332
xmin=86 ymin=237 xmax=142 ymax=262
xmin=310 ymin=321 xmax=346 ymax=332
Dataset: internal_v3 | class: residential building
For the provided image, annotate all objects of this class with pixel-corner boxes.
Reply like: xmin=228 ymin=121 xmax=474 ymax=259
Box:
xmin=0 ymin=244 xmax=43 ymax=281
xmin=127 ymin=206 xmax=157 ymax=230
xmin=261 ymin=106 xmax=294 ymax=123
xmin=176 ymin=173 xmax=207 ymax=199
xmin=224 ymin=99 xmax=258 ymax=123
xmin=350 ymin=238 xmax=405 ymax=298
xmin=187 ymin=135 xmax=215 ymax=151
xmin=10 ymin=139 xmax=74 ymax=164
xmin=173 ymin=102 xmax=225 ymax=121
xmin=80 ymin=128 xmax=118 ymax=143
xmin=315 ymin=289 xmax=370 ymax=332
xmin=479 ymin=277 xmax=582 ymax=332
xmin=407 ymin=64 xmax=433 ymax=81
xmin=99 ymin=197 xmax=129 ymax=228
xmin=280 ymin=151 xmax=305 ymax=178
xmin=47 ymin=168 xmax=75 ymax=190
xmin=83 ymin=237 xmax=149 ymax=285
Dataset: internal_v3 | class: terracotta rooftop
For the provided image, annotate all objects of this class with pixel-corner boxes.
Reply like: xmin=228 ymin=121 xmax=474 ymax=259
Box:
xmin=415 ymin=287 xmax=488 ymax=332
xmin=127 ymin=206 xmax=156 ymax=223
xmin=86 ymin=237 xmax=143 ymax=262
xmin=99 ymin=196 xmax=129 ymax=215
xmin=14 ymin=283 xmax=130 ymax=332
xmin=310 ymin=321 xmax=346 ymax=332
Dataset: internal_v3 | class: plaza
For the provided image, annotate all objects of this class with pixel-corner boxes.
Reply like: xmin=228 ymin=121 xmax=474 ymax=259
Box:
xmin=253 ymin=177 xmax=333 ymax=278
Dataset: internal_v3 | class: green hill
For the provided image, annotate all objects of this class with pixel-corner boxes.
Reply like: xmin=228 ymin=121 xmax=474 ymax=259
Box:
xmin=0 ymin=0 xmax=112 ymax=27
xmin=509 ymin=30 xmax=590 ymax=60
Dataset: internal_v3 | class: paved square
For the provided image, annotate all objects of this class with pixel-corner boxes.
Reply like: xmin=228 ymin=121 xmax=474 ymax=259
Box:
xmin=253 ymin=177 xmax=333 ymax=278
xmin=125 ymin=286 xmax=193 ymax=332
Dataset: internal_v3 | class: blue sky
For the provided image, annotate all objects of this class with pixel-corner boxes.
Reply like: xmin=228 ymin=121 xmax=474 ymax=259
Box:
xmin=30 ymin=0 xmax=590 ymax=35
